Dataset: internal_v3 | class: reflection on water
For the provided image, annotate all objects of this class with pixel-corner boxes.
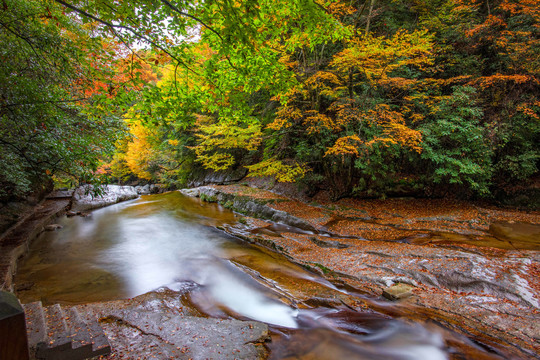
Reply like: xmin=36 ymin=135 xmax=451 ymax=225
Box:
xmin=16 ymin=191 xmax=504 ymax=359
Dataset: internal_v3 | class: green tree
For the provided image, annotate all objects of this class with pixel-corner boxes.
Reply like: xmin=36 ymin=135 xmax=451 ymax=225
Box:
xmin=0 ymin=0 xmax=125 ymax=200
xmin=419 ymin=86 xmax=493 ymax=195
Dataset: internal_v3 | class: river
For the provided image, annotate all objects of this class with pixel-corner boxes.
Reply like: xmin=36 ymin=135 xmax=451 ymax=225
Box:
xmin=15 ymin=191 xmax=507 ymax=359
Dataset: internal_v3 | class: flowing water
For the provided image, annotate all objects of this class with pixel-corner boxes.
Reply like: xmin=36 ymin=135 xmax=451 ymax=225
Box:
xmin=15 ymin=192 xmax=505 ymax=359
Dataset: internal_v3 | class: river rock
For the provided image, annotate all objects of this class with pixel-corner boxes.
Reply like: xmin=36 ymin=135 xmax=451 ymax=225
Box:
xmin=76 ymin=291 xmax=270 ymax=360
xmin=180 ymin=188 xmax=200 ymax=197
xmin=134 ymin=184 xmax=162 ymax=195
xmin=66 ymin=210 xmax=78 ymax=217
xmin=185 ymin=186 xmax=318 ymax=232
xmin=71 ymin=185 xmax=139 ymax=212
xmin=382 ymin=283 xmax=415 ymax=300
xmin=44 ymin=224 xmax=63 ymax=231
xmin=102 ymin=309 xmax=269 ymax=359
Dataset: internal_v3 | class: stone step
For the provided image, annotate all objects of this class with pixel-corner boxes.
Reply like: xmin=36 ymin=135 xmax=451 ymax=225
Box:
xmin=22 ymin=302 xmax=47 ymax=355
xmin=77 ymin=308 xmax=111 ymax=356
xmin=22 ymin=302 xmax=111 ymax=360
xmin=63 ymin=307 xmax=93 ymax=351
xmin=37 ymin=304 xmax=72 ymax=358
xmin=64 ymin=307 xmax=110 ymax=356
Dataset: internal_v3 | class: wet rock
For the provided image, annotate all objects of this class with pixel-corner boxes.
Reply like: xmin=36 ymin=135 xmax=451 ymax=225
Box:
xmin=188 ymin=167 xmax=248 ymax=187
xmin=188 ymin=186 xmax=318 ymax=232
xmin=66 ymin=210 xmax=78 ymax=217
xmin=134 ymin=184 xmax=149 ymax=194
xmin=46 ymin=190 xmax=74 ymax=199
xmin=490 ymin=222 xmax=540 ymax=245
xmin=180 ymin=184 xmax=540 ymax=358
xmin=78 ymin=301 xmax=269 ymax=360
xmin=180 ymin=188 xmax=200 ymax=197
xmin=382 ymin=283 xmax=415 ymax=300
xmin=14 ymin=281 xmax=34 ymax=292
xmin=110 ymin=310 xmax=268 ymax=358
xmin=71 ymin=185 xmax=139 ymax=212
xmin=44 ymin=224 xmax=63 ymax=231
xmin=302 ymin=296 xmax=344 ymax=309
xmin=309 ymin=237 xmax=350 ymax=249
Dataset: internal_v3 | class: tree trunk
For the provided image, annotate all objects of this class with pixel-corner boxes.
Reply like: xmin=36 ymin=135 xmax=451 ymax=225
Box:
xmin=365 ymin=0 xmax=376 ymax=34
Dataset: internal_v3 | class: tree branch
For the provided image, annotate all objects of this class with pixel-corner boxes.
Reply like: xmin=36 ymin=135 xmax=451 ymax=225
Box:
xmin=159 ymin=0 xmax=224 ymax=42
xmin=1 ymin=97 xmax=91 ymax=108
xmin=53 ymin=0 xmax=199 ymax=76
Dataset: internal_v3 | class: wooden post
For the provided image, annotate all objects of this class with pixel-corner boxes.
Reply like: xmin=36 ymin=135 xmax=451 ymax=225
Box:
xmin=0 ymin=291 xmax=29 ymax=360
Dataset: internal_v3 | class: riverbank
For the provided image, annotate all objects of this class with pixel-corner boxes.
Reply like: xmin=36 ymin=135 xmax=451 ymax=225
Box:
xmin=2 ymin=185 xmax=273 ymax=360
xmin=185 ymin=184 xmax=540 ymax=358
xmin=0 ymin=185 xmax=164 ymax=292
xmin=0 ymin=194 xmax=71 ymax=291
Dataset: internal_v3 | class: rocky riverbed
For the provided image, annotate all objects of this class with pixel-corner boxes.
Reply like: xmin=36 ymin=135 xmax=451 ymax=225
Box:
xmin=75 ymin=288 xmax=270 ymax=360
xmin=183 ymin=184 xmax=540 ymax=358
xmin=5 ymin=184 xmax=540 ymax=359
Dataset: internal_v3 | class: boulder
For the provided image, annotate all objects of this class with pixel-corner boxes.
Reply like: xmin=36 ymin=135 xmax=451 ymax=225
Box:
xmin=71 ymin=185 xmax=139 ymax=212
xmin=188 ymin=168 xmax=248 ymax=187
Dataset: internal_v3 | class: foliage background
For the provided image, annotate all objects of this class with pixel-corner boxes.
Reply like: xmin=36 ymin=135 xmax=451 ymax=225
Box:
xmin=1 ymin=0 xmax=538 ymax=204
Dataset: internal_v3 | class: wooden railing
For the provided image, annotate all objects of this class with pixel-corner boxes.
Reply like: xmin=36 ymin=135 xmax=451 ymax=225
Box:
xmin=0 ymin=291 xmax=29 ymax=360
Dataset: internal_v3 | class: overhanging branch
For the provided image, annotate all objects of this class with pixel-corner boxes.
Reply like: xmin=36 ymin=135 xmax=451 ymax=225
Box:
xmin=53 ymin=0 xmax=199 ymax=76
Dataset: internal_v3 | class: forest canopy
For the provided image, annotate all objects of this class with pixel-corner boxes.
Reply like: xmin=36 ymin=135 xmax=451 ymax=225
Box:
xmin=1 ymin=0 xmax=539 ymax=202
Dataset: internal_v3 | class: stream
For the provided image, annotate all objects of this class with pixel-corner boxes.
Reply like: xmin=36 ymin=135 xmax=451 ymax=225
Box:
xmin=15 ymin=191 xmax=507 ymax=359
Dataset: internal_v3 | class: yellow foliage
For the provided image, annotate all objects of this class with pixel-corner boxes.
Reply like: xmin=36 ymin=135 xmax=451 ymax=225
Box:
xmin=303 ymin=110 xmax=340 ymax=134
xmin=331 ymin=29 xmax=434 ymax=83
xmin=246 ymin=158 xmax=309 ymax=182
xmin=196 ymin=153 xmax=235 ymax=171
xmin=125 ymin=122 xmax=155 ymax=180
xmin=195 ymin=121 xmax=262 ymax=151
xmin=305 ymin=71 xmax=343 ymax=98
xmin=278 ymin=54 xmax=299 ymax=69
xmin=191 ymin=119 xmax=262 ymax=171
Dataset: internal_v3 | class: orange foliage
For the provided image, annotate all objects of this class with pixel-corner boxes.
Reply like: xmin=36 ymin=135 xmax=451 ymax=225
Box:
xmin=328 ymin=101 xmax=362 ymax=128
xmin=517 ymin=104 xmax=540 ymax=120
xmin=472 ymin=74 xmax=538 ymax=88
xmin=326 ymin=1 xmax=356 ymax=16
xmin=465 ymin=15 xmax=506 ymax=39
xmin=82 ymin=47 xmax=158 ymax=99
xmin=267 ymin=106 xmax=302 ymax=130
xmin=303 ymin=110 xmax=340 ymax=134
xmin=365 ymin=104 xmax=422 ymax=152
xmin=324 ymin=135 xmax=363 ymax=157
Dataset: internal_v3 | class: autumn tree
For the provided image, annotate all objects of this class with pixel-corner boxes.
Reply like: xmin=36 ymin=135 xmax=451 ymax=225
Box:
xmin=44 ymin=0 xmax=538 ymax=200
xmin=0 ymin=0 xmax=126 ymax=200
